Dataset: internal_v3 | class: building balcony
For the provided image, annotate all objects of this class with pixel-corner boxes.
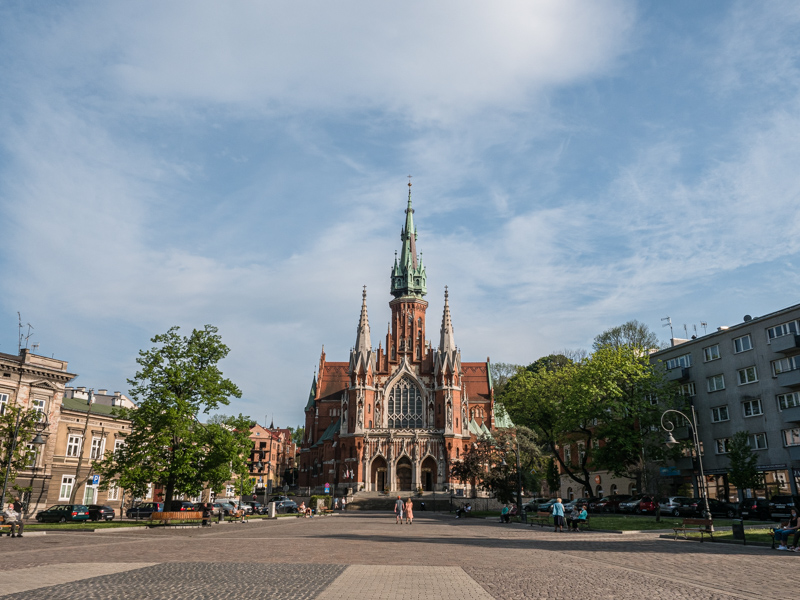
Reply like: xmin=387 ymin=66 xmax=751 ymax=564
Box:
xmin=781 ymin=404 xmax=800 ymax=424
xmin=771 ymin=334 xmax=800 ymax=355
xmin=666 ymin=367 xmax=691 ymax=382
xmin=788 ymin=445 xmax=800 ymax=463
xmin=777 ymin=370 xmax=800 ymax=389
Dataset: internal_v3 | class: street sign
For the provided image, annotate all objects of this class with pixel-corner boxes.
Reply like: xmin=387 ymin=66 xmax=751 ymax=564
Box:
xmin=324 ymin=482 xmax=330 ymax=494
xmin=91 ymin=475 xmax=100 ymax=485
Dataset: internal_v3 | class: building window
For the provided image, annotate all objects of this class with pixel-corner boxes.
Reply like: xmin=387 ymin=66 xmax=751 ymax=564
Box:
xmin=778 ymin=392 xmax=800 ymax=410
xmin=749 ymin=433 xmax=768 ymax=450
xmin=733 ymin=335 xmax=752 ymax=353
xmin=577 ymin=442 xmax=586 ymax=462
xmin=226 ymin=485 xmax=235 ymax=498
xmin=782 ymin=428 xmax=800 ymax=447
xmin=90 ymin=437 xmax=105 ymax=460
xmin=387 ymin=376 xmax=423 ymax=429
xmin=31 ymin=397 xmax=47 ymax=419
xmin=707 ymin=374 xmax=725 ymax=392
xmin=742 ymin=398 xmax=763 ymax=417
xmin=564 ymin=445 xmax=571 ymax=464
xmin=0 ymin=393 xmax=8 ymax=416
xmin=666 ymin=354 xmax=692 ymax=370
xmin=772 ymin=356 xmax=799 ymax=376
xmin=737 ymin=366 xmax=758 ymax=385
xmin=679 ymin=382 xmax=696 ymax=397
xmin=703 ymin=345 xmax=720 ymax=362
xmin=25 ymin=443 xmax=38 ymax=468
xmin=108 ymin=482 xmax=120 ymax=501
xmin=146 ymin=484 xmax=152 ymax=499
xmin=59 ymin=475 xmax=74 ymax=500
xmin=711 ymin=406 xmax=729 ymax=423
xmin=767 ymin=321 xmax=798 ymax=340
xmin=113 ymin=439 xmax=125 ymax=458
xmin=715 ymin=438 xmax=731 ymax=454
xmin=591 ymin=439 xmax=600 ymax=450
xmin=66 ymin=434 xmax=82 ymax=457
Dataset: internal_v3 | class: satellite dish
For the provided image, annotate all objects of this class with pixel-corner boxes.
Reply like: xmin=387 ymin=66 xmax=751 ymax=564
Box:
xmin=743 ymin=315 xmax=752 ymax=322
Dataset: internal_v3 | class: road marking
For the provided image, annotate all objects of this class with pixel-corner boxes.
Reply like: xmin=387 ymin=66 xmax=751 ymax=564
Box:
xmin=0 ymin=562 xmax=156 ymax=596
xmin=317 ymin=565 xmax=493 ymax=599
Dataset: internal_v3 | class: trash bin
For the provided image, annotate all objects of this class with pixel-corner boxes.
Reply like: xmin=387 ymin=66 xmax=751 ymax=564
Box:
xmin=731 ymin=519 xmax=746 ymax=545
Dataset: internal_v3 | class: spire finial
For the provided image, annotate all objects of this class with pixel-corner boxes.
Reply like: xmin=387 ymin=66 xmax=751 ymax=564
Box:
xmin=362 ymin=285 xmax=367 ymax=301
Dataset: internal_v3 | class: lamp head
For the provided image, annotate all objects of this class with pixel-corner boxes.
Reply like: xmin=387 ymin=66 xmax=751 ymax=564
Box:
xmin=664 ymin=432 xmax=678 ymax=449
xmin=31 ymin=433 xmax=46 ymax=445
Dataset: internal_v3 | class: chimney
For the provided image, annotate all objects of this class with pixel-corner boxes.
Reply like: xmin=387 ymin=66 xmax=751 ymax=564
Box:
xmin=98 ymin=389 xmax=108 ymax=395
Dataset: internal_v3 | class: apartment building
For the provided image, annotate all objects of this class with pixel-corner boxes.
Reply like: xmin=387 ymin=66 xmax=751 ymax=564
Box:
xmin=651 ymin=303 xmax=800 ymax=501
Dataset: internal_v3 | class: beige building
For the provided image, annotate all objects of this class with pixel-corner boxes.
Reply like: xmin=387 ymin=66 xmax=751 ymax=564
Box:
xmin=0 ymin=349 xmax=76 ymax=516
xmin=47 ymin=387 xmax=135 ymax=513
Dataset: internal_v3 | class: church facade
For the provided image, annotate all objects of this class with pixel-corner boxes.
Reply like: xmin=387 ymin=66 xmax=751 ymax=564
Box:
xmin=298 ymin=186 xmax=496 ymax=494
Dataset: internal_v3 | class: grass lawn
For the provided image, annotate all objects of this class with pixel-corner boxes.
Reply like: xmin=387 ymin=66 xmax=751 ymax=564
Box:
xmin=26 ymin=521 xmax=149 ymax=531
xmin=686 ymin=527 xmax=774 ymax=544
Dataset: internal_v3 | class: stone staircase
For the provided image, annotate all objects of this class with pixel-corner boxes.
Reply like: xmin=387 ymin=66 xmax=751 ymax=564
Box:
xmin=345 ymin=491 xmax=453 ymax=512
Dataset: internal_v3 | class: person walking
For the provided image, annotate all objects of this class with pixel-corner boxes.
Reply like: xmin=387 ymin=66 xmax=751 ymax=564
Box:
xmin=341 ymin=496 xmax=347 ymax=512
xmin=394 ymin=495 xmax=404 ymax=524
xmin=405 ymin=498 xmax=414 ymax=525
xmin=3 ymin=502 xmax=24 ymax=538
xmin=334 ymin=498 xmax=340 ymax=511
xmin=552 ymin=497 xmax=565 ymax=532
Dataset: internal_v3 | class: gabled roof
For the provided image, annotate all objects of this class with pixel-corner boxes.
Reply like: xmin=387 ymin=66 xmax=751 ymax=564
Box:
xmin=305 ymin=375 xmax=317 ymax=411
xmin=462 ymin=362 xmax=491 ymax=401
xmin=494 ymin=403 xmax=515 ymax=428
xmin=61 ymin=396 xmax=121 ymax=417
xmin=468 ymin=418 xmax=481 ymax=435
xmin=312 ymin=419 xmax=340 ymax=447
xmin=317 ymin=363 xmax=349 ymax=399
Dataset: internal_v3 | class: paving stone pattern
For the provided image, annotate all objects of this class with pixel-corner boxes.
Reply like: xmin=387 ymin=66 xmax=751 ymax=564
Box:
xmin=3 ymin=563 xmax=346 ymax=600
xmin=1 ymin=514 xmax=797 ymax=599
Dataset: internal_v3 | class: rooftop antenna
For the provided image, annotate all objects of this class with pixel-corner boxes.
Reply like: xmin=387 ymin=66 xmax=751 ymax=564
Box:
xmin=17 ymin=312 xmax=34 ymax=352
xmin=661 ymin=316 xmax=673 ymax=339
xmin=683 ymin=324 xmax=688 ymax=338
xmin=700 ymin=321 xmax=708 ymax=335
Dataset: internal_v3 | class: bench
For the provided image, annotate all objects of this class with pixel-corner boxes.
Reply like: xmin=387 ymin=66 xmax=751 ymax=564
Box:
xmin=530 ymin=511 xmax=552 ymax=528
xmin=319 ymin=508 xmax=334 ymax=516
xmin=149 ymin=511 xmax=204 ymax=526
xmin=0 ymin=515 xmax=10 ymax=535
xmin=673 ymin=518 xmax=713 ymax=541
xmin=569 ymin=515 xmax=591 ymax=531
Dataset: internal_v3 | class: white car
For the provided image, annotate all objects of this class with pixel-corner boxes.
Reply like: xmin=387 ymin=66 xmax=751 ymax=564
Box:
xmin=658 ymin=496 xmax=692 ymax=517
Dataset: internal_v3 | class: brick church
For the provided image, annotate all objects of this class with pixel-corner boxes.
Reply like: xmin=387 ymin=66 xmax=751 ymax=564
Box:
xmin=298 ymin=185 xmax=497 ymax=494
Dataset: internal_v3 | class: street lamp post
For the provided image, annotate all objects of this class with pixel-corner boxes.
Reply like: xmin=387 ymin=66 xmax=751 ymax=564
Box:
xmin=661 ymin=406 xmax=712 ymax=525
xmin=1 ymin=412 xmax=48 ymax=508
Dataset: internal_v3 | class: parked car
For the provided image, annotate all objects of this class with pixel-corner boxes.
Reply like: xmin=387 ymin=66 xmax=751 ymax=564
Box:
xmin=213 ymin=501 xmax=238 ymax=516
xmin=193 ymin=502 xmax=221 ymax=517
xmin=619 ymin=495 xmax=658 ymax=515
xmin=675 ymin=497 xmax=738 ymax=518
xmin=36 ymin=504 xmax=91 ymax=523
xmin=276 ymin=499 xmax=298 ymax=513
xmin=738 ymin=498 xmax=771 ymax=521
xmin=658 ymin=496 xmax=693 ymax=517
xmin=769 ymin=495 xmax=800 ymax=520
xmin=87 ymin=504 xmax=115 ymax=522
xmin=594 ymin=495 xmax=632 ymax=513
xmin=537 ymin=499 xmax=558 ymax=512
xmin=247 ymin=501 xmax=265 ymax=514
xmin=229 ymin=500 xmax=253 ymax=515
xmin=522 ymin=499 xmax=546 ymax=513
xmin=126 ymin=502 xmax=164 ymax=519
xmin=167 ymin=500 xmax=196 ymax=512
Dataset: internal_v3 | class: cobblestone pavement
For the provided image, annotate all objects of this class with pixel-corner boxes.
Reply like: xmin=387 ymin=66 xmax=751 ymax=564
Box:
xmin=0 ymin=514 xmax=796 ymax=598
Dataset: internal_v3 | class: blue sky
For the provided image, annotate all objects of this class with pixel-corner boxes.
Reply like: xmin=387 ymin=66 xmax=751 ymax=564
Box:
xmin=2 ymin=1 xmax=800 ymax=427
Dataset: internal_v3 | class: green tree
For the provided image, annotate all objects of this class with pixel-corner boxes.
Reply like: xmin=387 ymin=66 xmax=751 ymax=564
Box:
xmin=503 ymin=345 xmax=675 ymax=498
xmin=545 ymin=457 xmax=560 ymax=495
xmin=593 ymin=320 xmax=660 ymax=352
xmin=489 ymin=362 xmax=521 ymax=397
xmin=288 ymin=426 xmax=305 ymax=446
xmin=0 ymin=406 xmax=41 ymax=504
xmin=94 ymin=325 xmax=244 ymax=505
xmin=727 ymin=431 xmax=761 ymax=501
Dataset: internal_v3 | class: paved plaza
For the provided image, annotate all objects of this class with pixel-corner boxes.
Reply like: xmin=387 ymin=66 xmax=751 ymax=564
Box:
xmin=0 ymin=513 xmax=793 ymax=599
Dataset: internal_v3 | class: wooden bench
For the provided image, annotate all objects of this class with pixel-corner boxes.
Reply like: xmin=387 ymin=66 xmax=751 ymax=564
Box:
xmin=0 ymin=515 xmax=10 ymax=535
xmin=673 ymin=518 xmax=713 ymax=541
xmin=149 ymin=511 xmax=203 ymax=526
xmin=530 ymin=511 xmax=552 ymax=528
xmin=569 ymin=514 xmax=591 ymax=531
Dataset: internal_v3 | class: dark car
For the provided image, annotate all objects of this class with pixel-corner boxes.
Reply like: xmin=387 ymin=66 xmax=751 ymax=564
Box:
xmin=677 ymin=497 xmax=738 ymax=518
xmin=769 ymin=495 xmax=800 ymax=519
xmin=36 ymin=504 xmax=90 ymax=523
xmin=87 ymin=504 xmax=115 ymax=522
xmin=738 ymin=498 xmax=771 ymax=521
xmin=247 ymin=501 xmax=265 ymax=514
xmin=595 ymin=495 xmax=632 ymax=513
xmin=275 ymin=499 xmax=298 ymax=513
xmin=619 ymin=495 xmax=657 ymax=514
xmin=193 ymin=502 xmax=221 ymax=517
xmin=126 ymin=502 xmax=164 ymax=519
xmin=167 ymin=500 xmax=196 ymax=512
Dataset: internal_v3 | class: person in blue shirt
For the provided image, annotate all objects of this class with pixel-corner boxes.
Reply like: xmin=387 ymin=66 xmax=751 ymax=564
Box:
xmin=552 ymin=497 xmax=565 ymax=532
xmin=569 ymin=504 xmax=588 ymax=531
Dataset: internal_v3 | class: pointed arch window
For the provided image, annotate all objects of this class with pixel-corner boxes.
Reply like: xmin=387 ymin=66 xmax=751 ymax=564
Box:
xmin=387 ymin=376 xmax=423 ymax=429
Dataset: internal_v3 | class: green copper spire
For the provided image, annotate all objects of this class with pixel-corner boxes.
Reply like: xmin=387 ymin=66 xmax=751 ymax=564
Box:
xmin=390 ymin=182 xmax=427 ymax=298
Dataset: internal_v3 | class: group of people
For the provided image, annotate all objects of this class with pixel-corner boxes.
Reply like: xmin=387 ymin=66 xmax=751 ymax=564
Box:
xmin=2 ymin=499 xmax=24 ymax=538
xmin=332 ymin=497 xmax=347 ymax=511
xmin=394 ymin=495 xmax=414 ymax=524
xmin=455 ymin=503 xmax=472 ymax=519
xmin=551 ymin=497 xmax=588 ymax=532
xmin=774 ymin=507 xmax=799 ymax=551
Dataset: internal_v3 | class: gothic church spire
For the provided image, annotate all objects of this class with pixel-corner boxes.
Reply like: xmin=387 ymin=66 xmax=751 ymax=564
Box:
xmin=349 ymin=286 xmax=376 ymax=377
xmin=390 ymin=182 xmax=427 ymax=299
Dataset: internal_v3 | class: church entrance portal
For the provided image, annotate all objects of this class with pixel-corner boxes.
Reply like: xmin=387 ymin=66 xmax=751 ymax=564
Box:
xmin=396 ymin=457 xmax=413 ymax=491
xmin=421 ymin=456 xmax=437 ymax=491
xmin=371 ymin=456 xmax=388 ymax=492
